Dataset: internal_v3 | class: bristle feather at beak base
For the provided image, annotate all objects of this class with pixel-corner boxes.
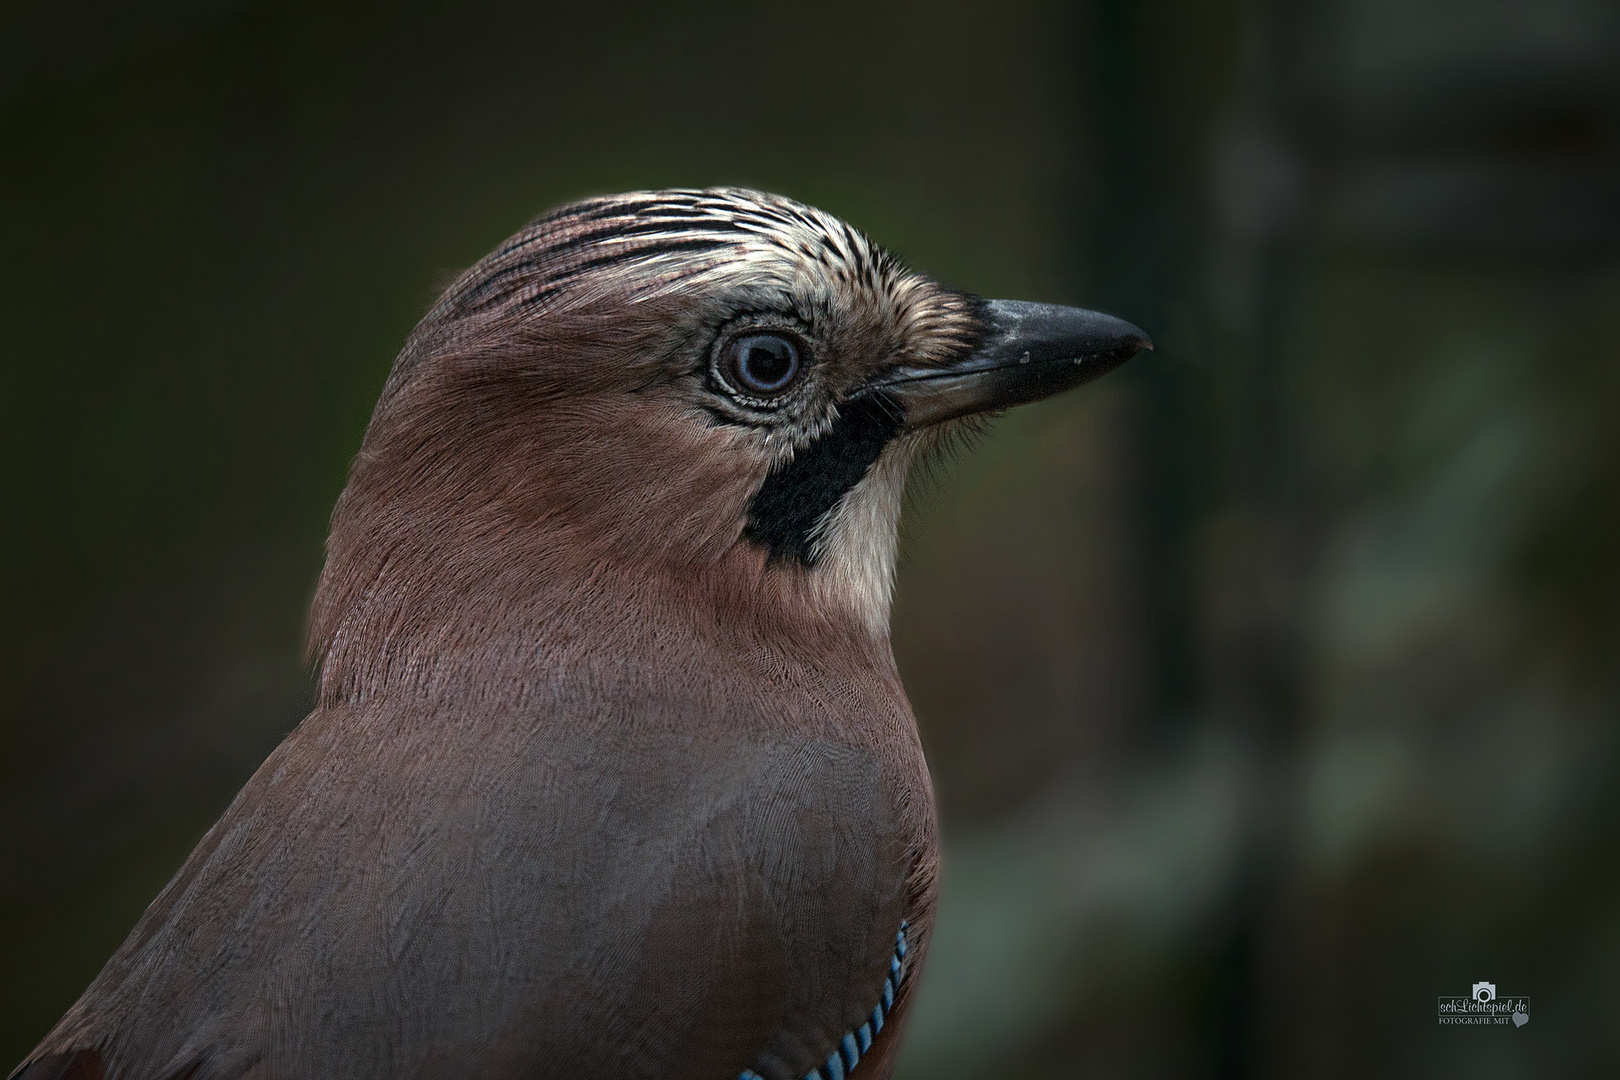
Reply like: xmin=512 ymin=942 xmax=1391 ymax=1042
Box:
xmin=867 ymin=299 xmax=1150 ymax=429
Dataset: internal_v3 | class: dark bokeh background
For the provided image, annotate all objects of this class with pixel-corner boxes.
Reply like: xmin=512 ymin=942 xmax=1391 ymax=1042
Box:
xmin=4 ymin=0 xmax=1617 ymax=1074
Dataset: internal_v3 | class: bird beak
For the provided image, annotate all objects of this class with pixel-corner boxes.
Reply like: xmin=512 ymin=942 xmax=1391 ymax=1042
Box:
xmin=868 ymin=299 xmax=1151 ymax=429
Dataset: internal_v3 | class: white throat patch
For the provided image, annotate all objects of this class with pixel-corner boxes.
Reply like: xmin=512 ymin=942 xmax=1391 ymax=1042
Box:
xmin=806 ymin=437 xmax=919 ymax=637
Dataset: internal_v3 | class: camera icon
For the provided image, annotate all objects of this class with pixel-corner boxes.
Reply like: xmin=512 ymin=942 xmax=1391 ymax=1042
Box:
xmin=1472 ymin=982 xmax=1497 ymax=1002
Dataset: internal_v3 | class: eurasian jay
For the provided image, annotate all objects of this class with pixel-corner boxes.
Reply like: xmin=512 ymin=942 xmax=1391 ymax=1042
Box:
xmin=14 ymin=188 xmax=1147 ymax=1080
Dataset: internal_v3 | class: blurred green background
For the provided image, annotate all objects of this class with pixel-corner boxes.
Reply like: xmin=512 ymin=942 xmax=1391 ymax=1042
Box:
xmin=3 ymin=0 xmax=1617 ymax=1074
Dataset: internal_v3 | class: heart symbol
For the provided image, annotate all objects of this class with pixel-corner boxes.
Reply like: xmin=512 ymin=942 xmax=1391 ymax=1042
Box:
xmin=1512 ymin=1010 xmax=1528 ymax=1028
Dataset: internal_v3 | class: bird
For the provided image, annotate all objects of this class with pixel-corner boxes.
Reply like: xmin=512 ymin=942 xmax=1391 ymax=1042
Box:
xmin=12 ymin=187 xmax=1148 ymax=1080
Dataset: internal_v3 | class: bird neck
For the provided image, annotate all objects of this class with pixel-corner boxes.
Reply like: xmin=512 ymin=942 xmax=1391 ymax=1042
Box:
xmin=309 ymin=540 xmax=901 ymax=710
xmin=309 ymin=482 xmax=903 ymax=713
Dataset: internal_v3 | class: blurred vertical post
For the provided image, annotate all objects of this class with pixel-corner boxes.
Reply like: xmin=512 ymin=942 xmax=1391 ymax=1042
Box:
xmin=1080 ymin=0 xmax=1203 ymax=732
xmin=1081 ymin=0 xmax=1315 ymax=1072
xmin=1205 ymin=0 xmax=1318 ymax=1075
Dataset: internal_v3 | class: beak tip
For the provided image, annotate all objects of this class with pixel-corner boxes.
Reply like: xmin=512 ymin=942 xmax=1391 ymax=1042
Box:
xmin=1118 ymin=321 xmax=1153 ymax=355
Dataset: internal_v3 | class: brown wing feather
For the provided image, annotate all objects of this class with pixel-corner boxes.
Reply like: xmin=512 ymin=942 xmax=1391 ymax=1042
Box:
xmin=10 ymin=1051 xmax=105 ymax=1080
xmin=17 ymin=687 xmax=932 ymax=1080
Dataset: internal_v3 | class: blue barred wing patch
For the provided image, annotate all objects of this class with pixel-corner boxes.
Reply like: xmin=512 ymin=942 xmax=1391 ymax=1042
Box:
xmin=739 ymin=921 xmax=911 ymax=1080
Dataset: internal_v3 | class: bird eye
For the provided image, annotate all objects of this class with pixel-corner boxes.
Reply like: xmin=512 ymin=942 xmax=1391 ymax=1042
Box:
xmin=724 ymin=332 xmax=803 ymax=397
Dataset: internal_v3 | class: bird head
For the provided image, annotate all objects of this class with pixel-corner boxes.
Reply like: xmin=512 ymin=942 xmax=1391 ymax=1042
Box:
xmin=311 ymin=188 xmax=1147 ymax=702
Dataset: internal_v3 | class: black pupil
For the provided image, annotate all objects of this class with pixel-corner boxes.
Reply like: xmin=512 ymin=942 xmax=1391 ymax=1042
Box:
xmin=733 ymin=334 xmax=799 ymax=393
